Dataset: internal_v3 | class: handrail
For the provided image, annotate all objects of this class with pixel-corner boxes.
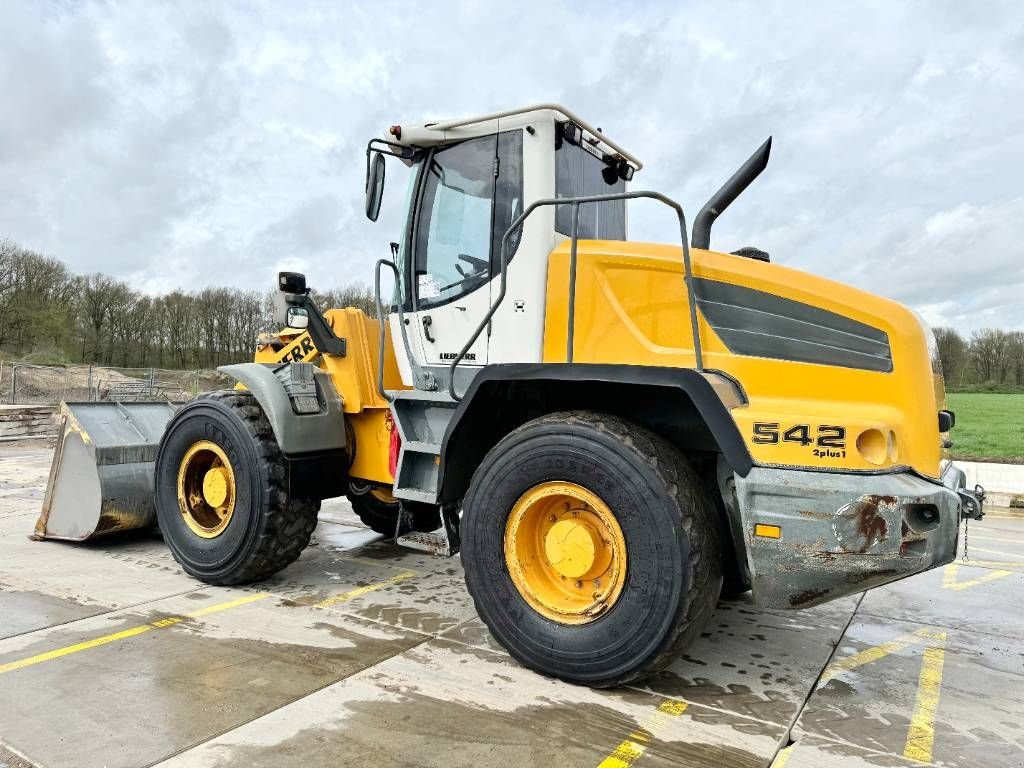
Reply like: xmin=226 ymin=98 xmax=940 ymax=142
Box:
xmin=447 ymin=190 xmax=701 ymax=401
xmin=373 ymin=258 xmax=403 ymax=402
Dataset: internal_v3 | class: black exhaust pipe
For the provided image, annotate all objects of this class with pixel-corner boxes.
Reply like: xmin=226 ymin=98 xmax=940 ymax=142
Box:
xmin=691 ymin=136 xmax=772 ymax=250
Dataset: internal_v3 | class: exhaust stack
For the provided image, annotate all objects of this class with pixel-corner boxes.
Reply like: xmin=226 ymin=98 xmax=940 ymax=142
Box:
xmin=691 ymin=137 xmax=772 ymax=250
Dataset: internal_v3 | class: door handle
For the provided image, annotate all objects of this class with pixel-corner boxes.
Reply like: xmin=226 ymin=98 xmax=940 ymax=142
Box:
xmin=422 ymin=315 xmax=435 ymax=343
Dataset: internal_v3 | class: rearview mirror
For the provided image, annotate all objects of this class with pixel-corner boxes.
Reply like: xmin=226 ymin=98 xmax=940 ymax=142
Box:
xmin=278 ymin=271 xmax=307 ymax=294
xmin=286 ymin=306 xmax=309 ymax=329
xmin=365 ymin=153 xmax=385 ymax=222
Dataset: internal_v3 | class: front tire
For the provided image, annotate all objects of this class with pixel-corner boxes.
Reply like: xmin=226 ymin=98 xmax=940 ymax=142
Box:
xmin=462 ymin=411 xmax=722 ymax=687
xmin=154 ymin=390 xmax=319 ymax=585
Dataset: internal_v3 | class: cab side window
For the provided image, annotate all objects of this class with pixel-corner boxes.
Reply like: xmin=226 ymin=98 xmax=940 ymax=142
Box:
xmin=413 ymin=135 xmax=496 ymax=309
xmin=555 ymin=139 xmax=625 ymax=240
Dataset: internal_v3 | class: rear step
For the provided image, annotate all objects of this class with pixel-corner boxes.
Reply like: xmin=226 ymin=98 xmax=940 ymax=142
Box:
xmin=395 ymin=502 xmax=460 ymax=556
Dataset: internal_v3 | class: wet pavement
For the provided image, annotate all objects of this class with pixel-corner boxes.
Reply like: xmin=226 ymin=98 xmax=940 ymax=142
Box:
xmin=0 ymin=446 xmax=1022 ymax=767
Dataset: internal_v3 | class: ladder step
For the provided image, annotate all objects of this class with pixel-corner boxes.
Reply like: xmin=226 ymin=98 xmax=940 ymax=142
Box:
xmin=392 ymin=487 xmax=437 ymax=504
xmin=404 ymin=440 xmax=441 ymax=454
xmin=388 ymin=389 xmax=458 ymax=404
xmin=395 ymin=529 xmax=453 ymax=555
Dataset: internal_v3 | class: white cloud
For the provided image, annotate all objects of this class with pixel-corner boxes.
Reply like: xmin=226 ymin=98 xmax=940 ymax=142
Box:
xmin=0 ymin=0 xmax=1021 ymax=334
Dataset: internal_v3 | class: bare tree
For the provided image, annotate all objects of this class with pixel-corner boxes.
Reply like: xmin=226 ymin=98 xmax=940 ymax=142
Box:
xmin=1010 ymin=331 xmax=1024 ymax=386
xmin=970 ymin=329 xmax=1014 ymax=384
xmin=933 ymin=327 xmax=967 ymax=386
xmin=78 ymin=273 xmax=126 ymax=362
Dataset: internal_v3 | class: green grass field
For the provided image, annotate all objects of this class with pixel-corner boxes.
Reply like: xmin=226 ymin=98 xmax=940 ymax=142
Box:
xmin=947 ymin=393 xmax=1024 ymax=463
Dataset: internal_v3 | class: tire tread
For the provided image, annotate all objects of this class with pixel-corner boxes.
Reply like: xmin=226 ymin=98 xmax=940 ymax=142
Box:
xmin=176 ymin=390 xmax=319 ymax=585
xmin=465 ymin=409 xmax=722 ymax=687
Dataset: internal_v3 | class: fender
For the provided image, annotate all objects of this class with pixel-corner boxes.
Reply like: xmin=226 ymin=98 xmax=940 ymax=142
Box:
xmin=438 ymin=363 xmax=754 ymax=504
xmin=217 ymin=362 xmax=346 ymax=456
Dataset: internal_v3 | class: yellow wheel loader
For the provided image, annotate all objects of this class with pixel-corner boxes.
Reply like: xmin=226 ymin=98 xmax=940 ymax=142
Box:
xmin=35 ymin=104 xmax=985 ymax=687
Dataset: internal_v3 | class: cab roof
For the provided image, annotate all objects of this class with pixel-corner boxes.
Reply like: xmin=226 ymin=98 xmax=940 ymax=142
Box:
xmin=386 ymin=103 xmax=643 ymax=170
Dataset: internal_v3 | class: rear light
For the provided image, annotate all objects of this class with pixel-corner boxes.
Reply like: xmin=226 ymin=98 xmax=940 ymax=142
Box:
xmin=388 ymin=424 xmax=401 ymax=479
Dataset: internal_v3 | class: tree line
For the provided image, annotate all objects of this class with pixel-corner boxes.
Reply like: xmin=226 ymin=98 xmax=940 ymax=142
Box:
xmin=934 ymin=327 xmax=1024 ymax=389
xmin=0 ymin=239 xmax=375 ymax=369
xmin=2 ymin=238 xmax=1021 ymax=383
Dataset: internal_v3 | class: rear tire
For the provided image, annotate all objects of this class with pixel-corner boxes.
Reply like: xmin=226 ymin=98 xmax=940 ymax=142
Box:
xmin=347 ymin=483 xmax=440 ymax=536
xmin=462 ymin=411 xmax=722 ymax=687
xmin=154 ymin=390 xmax=320 ymax=585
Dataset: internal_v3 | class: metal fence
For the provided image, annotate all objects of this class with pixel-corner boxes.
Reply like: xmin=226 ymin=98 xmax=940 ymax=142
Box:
xmin=0 ymin=362 xmax=231 ymax=405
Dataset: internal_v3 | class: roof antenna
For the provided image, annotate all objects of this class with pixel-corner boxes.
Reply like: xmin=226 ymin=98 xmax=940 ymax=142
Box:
xmin=691 ymin=137 xmax=772 ymax=250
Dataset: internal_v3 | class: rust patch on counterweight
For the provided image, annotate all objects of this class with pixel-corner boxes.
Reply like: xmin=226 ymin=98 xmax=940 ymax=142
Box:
xmin=856 ymin=495 xmax=893 ymax=548
xmin=834 ymin=494 xmax=896 ymax=554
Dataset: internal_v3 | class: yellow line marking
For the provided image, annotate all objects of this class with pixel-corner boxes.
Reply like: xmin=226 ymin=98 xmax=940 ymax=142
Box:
xmin=770 ymin=745 xmax=793 ymax=768
xmin=819 ymin=627 xmax=944 ymax=685
xmin=903 ymin=638 xmax=947 ymax=763
xmin=312 ymin=570 xmax=417 ymax=608
xmin=596 ymin=699 xmax=688 ymax=768
xmin=337 ymin=555 xmax=422 ymax=575
xmin=0 ymin=592 xmax=270 ymax=675
xmin=186 ymin=592 xmax=269 ymax=617
xmin=0 ymin=563 xmax=425 ymax=677
xmin=941 ymin=563 xmax=1013 ymax=591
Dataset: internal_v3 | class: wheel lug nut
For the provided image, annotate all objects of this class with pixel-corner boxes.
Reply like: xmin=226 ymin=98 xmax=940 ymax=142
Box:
xmin=575 ymin=580 xmax=583 ymax=588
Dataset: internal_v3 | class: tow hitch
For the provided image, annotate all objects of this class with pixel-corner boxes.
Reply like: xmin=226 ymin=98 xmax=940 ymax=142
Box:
xmin=959 ymin=484 xmax=986 ymax=520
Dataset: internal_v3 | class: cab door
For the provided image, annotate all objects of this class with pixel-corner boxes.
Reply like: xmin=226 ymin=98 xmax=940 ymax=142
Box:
xmin=406 ymin=134 xmax=497 ymax=370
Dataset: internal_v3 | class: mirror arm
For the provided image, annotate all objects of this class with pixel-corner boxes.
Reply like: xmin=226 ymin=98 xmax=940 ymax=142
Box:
xmin=365 ymin=139 xmax=415 ymax=188
xmin=286 ymin=293 xmax=346 ymax=357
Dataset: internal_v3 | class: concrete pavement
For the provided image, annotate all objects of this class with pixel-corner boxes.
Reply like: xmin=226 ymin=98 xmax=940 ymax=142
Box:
xmin=1 ymin=446 xmax=1022 ymax=767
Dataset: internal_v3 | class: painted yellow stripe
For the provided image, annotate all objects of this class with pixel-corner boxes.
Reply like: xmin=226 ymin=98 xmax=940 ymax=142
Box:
xmin=338 ymin=555 xmax=422 ymax=574
xmin=0 ymin=592 xmax=270 ymax=675
xmin=819 ymin=628 xmax=944 ymax=685
xmin=0 ymin=565 xmax=424 ymax=676
xmin=313 ymin=571 xmax=417 ymax=608
xmin=186 ymin=592 xmax=269 ymax=617
xmin=941 ymin=563 xmax=1013 ymax=591
xmin=0 ymin=624 xmax=154 ymax=675
xmin=596 ymin=699 xmax=688 ymax=768
xmin=904 ymin=641 xmax=947 ymax=763
xmin=770 ymin=745 xmax=793 ymax=768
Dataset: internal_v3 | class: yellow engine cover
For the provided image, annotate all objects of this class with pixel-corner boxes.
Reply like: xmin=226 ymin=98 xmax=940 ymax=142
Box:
xmin=543 ymin=241 xmax=943 ymax=479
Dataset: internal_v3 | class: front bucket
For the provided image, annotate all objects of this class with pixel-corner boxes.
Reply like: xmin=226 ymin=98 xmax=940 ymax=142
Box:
xmin=34 ymin=401 xmax=177 ymax=542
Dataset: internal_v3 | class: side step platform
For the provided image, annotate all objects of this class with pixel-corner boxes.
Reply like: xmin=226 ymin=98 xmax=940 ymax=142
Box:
xmin=395 ymin=503 xmax=460 ymax=556
xmin=388 ymin=389 xmax=460 ymax=555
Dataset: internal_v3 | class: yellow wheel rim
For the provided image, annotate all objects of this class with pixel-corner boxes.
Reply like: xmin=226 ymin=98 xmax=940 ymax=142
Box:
xmin=369 ymin=487 xmax=397 ymax=504
xmin=177 ymin=440 xmax=236 ymax=539
xmin=504 ymin=481 xmax=627 ymax=625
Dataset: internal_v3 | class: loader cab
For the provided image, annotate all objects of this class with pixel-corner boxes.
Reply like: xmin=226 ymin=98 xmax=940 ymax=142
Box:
xmin=365 ymin=106 xmax=640 ymax=393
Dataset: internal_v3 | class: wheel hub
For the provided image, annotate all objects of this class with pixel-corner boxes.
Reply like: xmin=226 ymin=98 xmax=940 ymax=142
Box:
xmin=504 ymin=481 xmax=627 ymax=625
xmin=177 ymin=440 xmax=236 ymax=539
xmin=544 ymin=519 xmax=600 ymax=578
xmin=202 ymin=466 xmax=230 ymax=508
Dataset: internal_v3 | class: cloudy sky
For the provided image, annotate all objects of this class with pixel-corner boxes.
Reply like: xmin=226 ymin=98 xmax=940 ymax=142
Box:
xmin=2 ymin=1 xmax=1021 ymax=332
